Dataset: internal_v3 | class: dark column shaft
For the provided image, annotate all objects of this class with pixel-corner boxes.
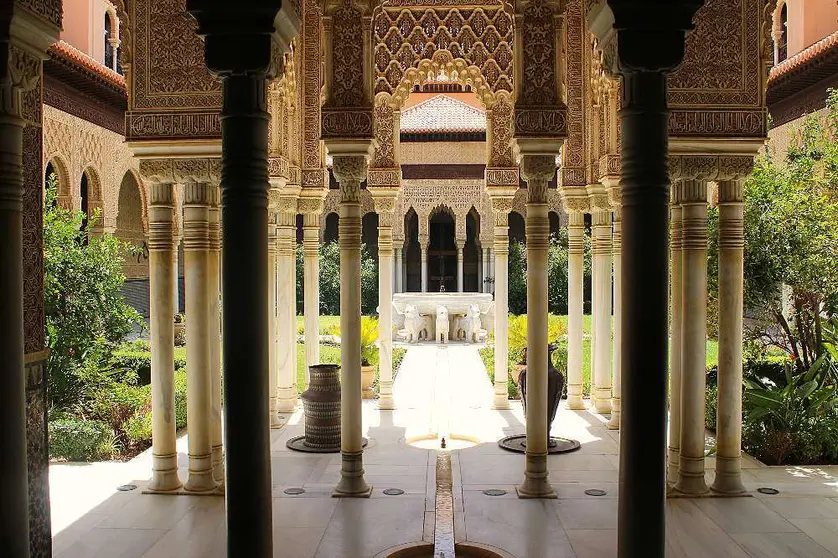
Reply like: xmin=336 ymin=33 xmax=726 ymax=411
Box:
xmin=0 ymin=113 xmax=30 ymax=558
xmin=220 ymin=74 xmax=273 ymax=556
xmin=618 ymin=71 xmax=669 ymax=558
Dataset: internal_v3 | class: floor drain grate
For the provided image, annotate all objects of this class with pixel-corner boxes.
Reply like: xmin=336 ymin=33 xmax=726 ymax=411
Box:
xmin=116 ymin=484 xmax=137 ymax=492
xmin=483 ymin=489 xmax=507 ymax=496
xmin=584 ymin=489 xmax=607 ymax=497
xmin=757 ymin=487 xmax=779 ymax=495
xmin=284 ymin=487 xmax=305 ymax=495
xmin=383 ymin=488 xmax=405 ymax=496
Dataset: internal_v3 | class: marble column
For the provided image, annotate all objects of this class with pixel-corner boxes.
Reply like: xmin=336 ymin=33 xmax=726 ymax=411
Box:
xmin=675 ymin=179 xmax=709 ymax=496
xmin=518 ymin=156 xmax=556 ymax=499
xmin=173 ymin=236 xmax=181 ymax=314
xmin=608 ymin=210 xmax=622 ymax=430
xmin=186 ymin=5 xmax=282 ymax=550
xmin=603 ymin=5 xmax=701 ymax=553
xmin=276 ymin=206 xmax=298 ymax=413
xmin=566 ymin=212 xmax=586 ymax=410
xmin=145 ymin=176 xmax=181 ymax=493
xmin=0 ymin=75 xmax=32 ymax=550
xmin=712 ymin=179 xmax=747 ymax=495
xmin=333 ymin=155 xmax=372 ymax=497
xmin=668 ymin=190 xmax=684 ymax=483
xmin=420 ymin=242 xmax=428 ymax=292
xmin=395 ymin=246 xmax=403 ymax=293
xmin=182 ymin=181 xmax=217 ymax=493
xmin=267 ymin=221 xmax=281 ymax=426
xmin=592 ymin=210 xmax=613 ymax=414
xmin=492 ymin=206 xmax=511 ymax=410
xmin=482 ymin=247 xmax=489 ymax=293
xmin=456 ymin=239 xmax=465 ymax=292
xmin=375 ymin=198 xmax=396 ymax=410
xmin=208 ymin=184 xmax=224 ymax=485
xmin=303 ymin=213 xmax=320 ymax=388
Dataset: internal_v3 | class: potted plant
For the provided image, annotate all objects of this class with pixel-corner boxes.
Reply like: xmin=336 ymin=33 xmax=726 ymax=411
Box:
xmin=173 ymin=313 xmax=186 ymax=346
xmin=360 ymin=317 xmax=379 ymax=399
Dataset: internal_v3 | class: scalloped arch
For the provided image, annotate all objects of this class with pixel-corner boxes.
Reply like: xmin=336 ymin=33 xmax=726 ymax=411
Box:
xmin=381 ymin=51 xmax=497 ymax=109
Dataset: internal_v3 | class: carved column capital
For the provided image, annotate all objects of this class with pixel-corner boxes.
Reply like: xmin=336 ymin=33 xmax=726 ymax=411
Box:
xmin=520 ymin=155 xmax=555 ymax=204
xmin=332 ymin=155 xmax=368 ymax=203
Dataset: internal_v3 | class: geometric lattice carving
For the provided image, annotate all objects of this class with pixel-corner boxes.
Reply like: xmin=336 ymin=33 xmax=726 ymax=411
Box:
xmin=373 ymin=7 xmax=513 ymax=99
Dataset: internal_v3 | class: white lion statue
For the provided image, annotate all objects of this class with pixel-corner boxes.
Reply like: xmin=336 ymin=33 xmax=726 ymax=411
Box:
xmin=465 ymin=303 xmax=487 ymax=343
xmin=398 ymin=304 xmax=424 ymax=343
xmin=435 ymin=306 xmax=450 ymax=344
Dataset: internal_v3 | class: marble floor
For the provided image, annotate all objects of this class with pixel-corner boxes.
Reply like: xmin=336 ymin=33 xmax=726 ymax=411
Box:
xmin=50 ymin=345 xmax=838 ymax=557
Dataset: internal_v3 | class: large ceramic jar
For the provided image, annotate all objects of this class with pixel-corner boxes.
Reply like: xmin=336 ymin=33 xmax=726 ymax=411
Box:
xmin=300 ymin=364 xmax=342 ymax=451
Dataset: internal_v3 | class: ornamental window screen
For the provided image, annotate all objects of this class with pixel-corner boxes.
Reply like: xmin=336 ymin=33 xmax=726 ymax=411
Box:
xmin=373 ymin=7 xmax=513 ymax=97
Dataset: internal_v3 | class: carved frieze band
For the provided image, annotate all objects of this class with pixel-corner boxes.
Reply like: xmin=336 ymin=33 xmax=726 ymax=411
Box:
xmin=668 ymin=109 xmax=768 ymax=138
xmin=126 ymin=112 xmax=221 ymax=141
xmin=367 ymin=167 xmax=401 ymax=188
xmin=485 ymin=167 xmax=519 ymax=189
xmin=514 ymin=107 xmax=568 ymax=138
xmin=669 ymin=155 xmax=754 ymax=182
xmin=321 ymin=108 xmax=373 ymax=139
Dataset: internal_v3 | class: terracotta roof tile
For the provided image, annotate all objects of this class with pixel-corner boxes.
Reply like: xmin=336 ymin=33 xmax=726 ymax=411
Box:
xmin=48 ymin=41 xmax=125 ymax=89
xmin=769 ymin=30 xmax=838 ymax=83
xmin=400 ymin=94 xmax=486 ymax=133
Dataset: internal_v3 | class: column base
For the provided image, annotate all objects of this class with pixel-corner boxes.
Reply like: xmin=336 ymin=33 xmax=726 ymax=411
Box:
xmin=592 ymin=393 xmax=612 ymax=414
xmin=711 ymin=459 xmax=747 ymax=495
xmin=518 ymin=453 xmax=556 ymax=499
xmin=667 ymin=450 xmax=680 ymax=485
xmin=148 ymin=453 xmax=182 ymax=492
xmin=212 ymin=445 xmax=224 ymax=484
xmin=184 ymin=472 xmax=219 ymax=494
xmin=566 ymin=394 xmax=586 ymax=410
xmin=673 ymin=471 xmax=709 ymax=496
xmin=277 ymin=390 xmax=298 ymax=413
xmin=606 ymin=402 xmax=620 ymax=430
xmin=492 ymin=382 xmax=510 ymax=410
xmin=333 ymin=450 xmax=372 ymax=498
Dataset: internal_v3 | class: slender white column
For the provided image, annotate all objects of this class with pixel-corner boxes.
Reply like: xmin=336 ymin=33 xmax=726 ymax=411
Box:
xmin=675 ymin=179 xmax=709 ymax=495
xmin=712 ymin=179 xmax=747 ymax=495
xmin=267 ymin=222 xmax=280 ymax=426
xmin=456 ymin=240 xmax=465 ymax=292
xmin=592 ymin=210 xmax=613 ymax=414
xmin=208 ymin=185 xmax=223 ymax=485
xmin=566 ymin=212 xmax=586 ymax=409
xmin=482 ymin=247 xmax=489 ymax=292
xmin=276 ymin=208 xmax=298 ymax=413
xmin=303 ymin=213 xmax=320 ymax=389
xmin=332 ymin=155 xmax=372 ymax=497
xmin=518 ymin=156 xmax=555 ymax=499
xmin=668 ymin=192 xmax=684 ymax=483
xmin=420 ymin=242 xmax=428 ymax=292
xmin=491 ymin=205 xmax=511 ymax=410
xmin=607 ymin=211 xmax=622 ymax=430
xmin=182 ymin=182 xmax=217 ymax=493
xmin=395 ymin=246 xmax=403 ymax=293
xmin=488 ymin=248 xmax=495 ymax=292
xmin=146 ymin=179 xmax=181 ymax=492
xmin=172 ymin=236 xmax=181 ymax=314
xmin=375 ymin=197 xmax=396 ymax=410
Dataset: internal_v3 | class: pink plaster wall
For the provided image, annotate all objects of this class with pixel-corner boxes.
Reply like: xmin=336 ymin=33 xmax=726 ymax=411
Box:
xmin=786 ymin=0 xmax=838 ymax=58
xmin=59 ymin=0 xmax=117 ymax=65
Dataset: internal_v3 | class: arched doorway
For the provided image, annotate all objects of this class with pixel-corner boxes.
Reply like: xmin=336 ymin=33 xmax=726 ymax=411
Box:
xmin=464 ymin=207 xmax=481 ymax=292
xmin=404 ymin=208 xmax=421 ymax=292
xmin=115 ymin=171 xmax=150 ymax=319
xmin=428 ymin=206 xmax=455 ymax=292
xmin=323 ymin=212 xmax=338 ymax=243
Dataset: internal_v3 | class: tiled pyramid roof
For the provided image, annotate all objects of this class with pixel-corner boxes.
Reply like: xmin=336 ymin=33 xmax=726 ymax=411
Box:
xmin=48 ymin=40 xmax=125 ymax=89
xmin=400 ymin=94 xmax=486 ymax=133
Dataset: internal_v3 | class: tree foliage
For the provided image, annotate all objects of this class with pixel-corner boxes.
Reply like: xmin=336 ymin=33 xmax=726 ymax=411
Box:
xmin=43 ymin=175 xmax=144 ymax=410
xmin=311 ymin=240 xmax=379 ymax=316
xmin=708 ymin=90 xmax=838 ymax=369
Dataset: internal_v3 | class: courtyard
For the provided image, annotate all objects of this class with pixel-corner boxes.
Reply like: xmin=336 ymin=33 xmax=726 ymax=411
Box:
xmin=49 ymin=345 xmax=838 ymax=557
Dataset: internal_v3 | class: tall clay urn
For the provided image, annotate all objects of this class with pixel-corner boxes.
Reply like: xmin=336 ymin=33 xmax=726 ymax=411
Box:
xmin=297 ymin=364 xmax=342 ymax=452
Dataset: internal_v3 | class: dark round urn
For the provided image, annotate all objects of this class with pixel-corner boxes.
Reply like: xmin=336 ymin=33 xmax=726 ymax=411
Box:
xmin=299 ymin=364 xmax=342 ymax=452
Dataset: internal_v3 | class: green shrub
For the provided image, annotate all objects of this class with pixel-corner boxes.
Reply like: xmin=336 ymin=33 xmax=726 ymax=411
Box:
xmin=743 ymin=356 xmax=838 ymax=465
xmin=49 ymin=418 xmax=115 ymax=461
xmin=110 ymin=347 xmax=187 ymax=387
xmin=705 ymin=384 xmax=718 ymax=431
xmin=89 ymin=381 xmax=150 ymax=451
xmin=174 ymin=368 xmax=188 ymax=429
